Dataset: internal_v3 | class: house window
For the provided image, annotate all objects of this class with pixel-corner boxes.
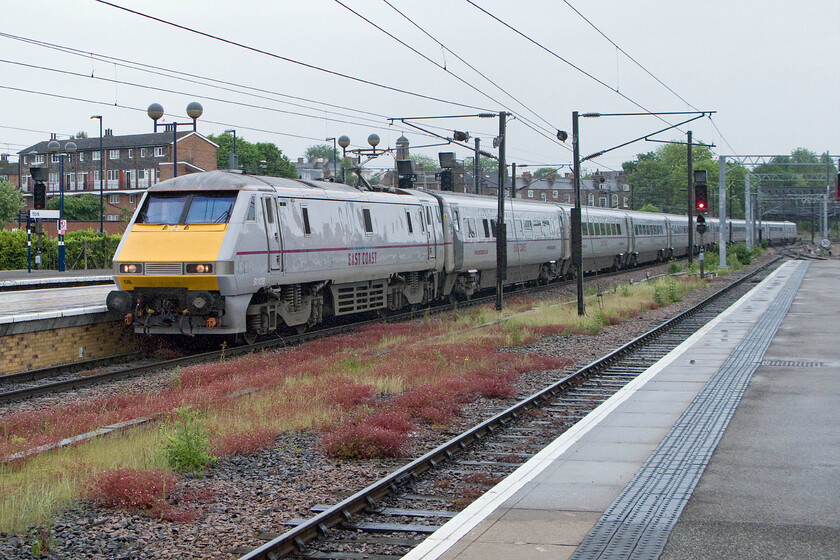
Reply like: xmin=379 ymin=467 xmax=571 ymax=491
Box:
xmin=552 ymin=190 xmax=558 ymax=198
xmin=79 ymin=152 xmax=84 ymax=162
xmin=51 ymin=154 xmax=61 ymax=163
xmin=141 ymin=148 xmax=147 ymax=158
xmin=94 ymin=170 xmax=100 ymax=182
xmin=108 ymin=170 xmax=119 ymax=181
xmin=92 ymin=151 xmax=101 ymax=161
xmin=107 ymin=214 xmax=119 ymax=221
xmin=587 ymin=193 xmax=594 ymax=205
xmin=128 ymin=149 xmax=133 ymax=158
xmin=599 ymin=197 xmax=607 ymax=207
xmin=527 ymin=190 xmax=534 ymax=198
xmin=109 ymin=149 xmax=120 ymax=159
xmin=563 ymin=194 xmax=571 ymax=203
xmin=612 ymin=194 xmax=618 ymax=207
xmin=541 ymin=193 xmax=547 ymax=201
xmin=154 ymin=147 xmax=166 ymax=157
xmin=363 ymin=208 xmax=373 ymax=233
xmin=109 ymin=194 xmax=120 ymax=204
xmin=129 ymin=194 xmax=135 ymax=204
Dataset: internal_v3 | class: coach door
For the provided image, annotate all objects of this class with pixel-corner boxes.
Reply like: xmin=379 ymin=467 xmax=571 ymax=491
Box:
xmin=262 ymin=196 xmax=283 ymax=272
xmin=424 ymin=203 xmax=437 ymax=260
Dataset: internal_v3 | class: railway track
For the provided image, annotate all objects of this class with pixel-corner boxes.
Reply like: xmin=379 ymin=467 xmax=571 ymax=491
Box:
xmin=0 ymin=260 xmax=673 ymax=405
xmin=234 ymin=256 xmax=782 ymax=560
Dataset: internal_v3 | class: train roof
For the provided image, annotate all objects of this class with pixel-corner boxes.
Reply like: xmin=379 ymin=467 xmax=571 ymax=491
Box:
xmin=147 ymin=170 xmax=404 ymax=195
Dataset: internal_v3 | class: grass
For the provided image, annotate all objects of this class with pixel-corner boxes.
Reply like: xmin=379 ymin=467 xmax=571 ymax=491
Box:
xmin=0 ymin=272 xmax=714 ymax=533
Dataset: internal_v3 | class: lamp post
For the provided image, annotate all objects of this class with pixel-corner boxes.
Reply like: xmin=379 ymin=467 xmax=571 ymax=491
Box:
xmin=48 ymin=140 xmax=76 ymax=272
xmin=325 ymin=137 xmax=337 ymax=179
xmin=90 ymin=115 xmax=103 ymax=233
xmin=338 ymin=135 xmax=350 ymax=183
xmin=224 ymin=129 xmax=238 ymax=170
xmin=147 ymin=102 xmax=203 ymax=178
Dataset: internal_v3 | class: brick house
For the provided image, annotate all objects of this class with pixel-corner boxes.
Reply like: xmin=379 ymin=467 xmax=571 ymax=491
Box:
xmin=0 ymin=154 xmax=20 ymax=188
xmin=17 ymin=129 xmax=218 ymax=225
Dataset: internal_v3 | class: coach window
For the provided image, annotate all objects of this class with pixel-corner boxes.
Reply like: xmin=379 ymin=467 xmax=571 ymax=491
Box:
xmin=523 ymin=220 xmax=533 ymax=237
xmin=406 ymin=211 xmax=413 ymax=234
xmin=302 ymin=207 xmax=312 ymax=236
xmin=490 ymin=219 xmax=497 ymax=237
xmin=426 ymin=206 xmax=432 ymax=225
xmin=418 ymin=210 xmax=426 ymax=233
xmin=467 ymin=218 xmax=477 ymax=238
xmin=483 ymin=218 xmax=490 ymax=238
xmin=363 ymin=208 xmax=373 ymax=234
xmin=452 ymin=208 xmax=461 ymax=232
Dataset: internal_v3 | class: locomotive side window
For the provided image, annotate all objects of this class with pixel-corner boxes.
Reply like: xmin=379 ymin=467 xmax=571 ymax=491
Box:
xmin=426 ymin=206 xmax=432 ymax=225
xmin=466 ymin=218 xmax=477 ymax=238
xmin=452 ymin=208 xmax=460 ymax=231
xmin=302 ymin=207 xmax=312 ymax=236
xmin=263 ymin=198 xmax=274 ymax=224
xmin=406 ymin=211 xmax=413 ymax=234
xmin=483 ymin=218 xmax=490 ymax=238
xmin=363 ymin=208 xmax=373 ymax=234
xmin=246 ymin=196 xmax=256 ymax=221
xmin=490 ymin=219 xmax=497 ymax=237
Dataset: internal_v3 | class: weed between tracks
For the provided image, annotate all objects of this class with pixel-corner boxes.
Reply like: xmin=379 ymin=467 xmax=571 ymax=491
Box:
xmin=0 ymin=273 xmax=709 ymax=533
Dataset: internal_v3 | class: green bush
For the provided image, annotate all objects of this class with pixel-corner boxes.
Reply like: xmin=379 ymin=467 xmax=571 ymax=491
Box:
xmin=0 ymin=228 xmax=120 ymax=270
xmin=668 ymin=260 xmax=681 ymax=274
xmin=160 ymin=407 xmax=216 ymax=475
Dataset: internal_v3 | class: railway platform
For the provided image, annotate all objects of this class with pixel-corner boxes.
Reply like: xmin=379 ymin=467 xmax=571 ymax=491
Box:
xmin=404 ymin=258 xmax=839 ymax=560
xmin=0 ymin=269 xmax=128 ymax=375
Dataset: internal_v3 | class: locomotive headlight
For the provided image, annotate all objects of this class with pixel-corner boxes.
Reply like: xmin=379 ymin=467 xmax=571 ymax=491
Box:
xmin=119 ymin=263 xmax=143 ymax=274
xmin=186 ymin=263 xmax=214 ymax=274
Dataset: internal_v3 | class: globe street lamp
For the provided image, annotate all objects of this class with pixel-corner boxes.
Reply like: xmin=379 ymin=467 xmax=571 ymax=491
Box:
xmin=338 ymin=135 xmax=350 ymax=183
xmin=47 ymin=140 xmax=76 ymax=272
xmin=90 ymin=115 xmax=104 ymax=233
xmin=147 ymin=102 xmax=203 ymax=178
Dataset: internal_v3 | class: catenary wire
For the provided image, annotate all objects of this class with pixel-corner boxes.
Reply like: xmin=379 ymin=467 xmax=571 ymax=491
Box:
xmin=561 ymin=0 xmax=701 ymax=112
xmin=94 ymin=0 xmax=495 ymax=113
xmin=380 ymin=0 xmax=559 ymax=135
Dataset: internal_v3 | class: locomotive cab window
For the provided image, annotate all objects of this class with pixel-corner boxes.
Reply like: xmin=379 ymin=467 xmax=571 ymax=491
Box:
xmin=483 ymin=218 xmax=490 ymax=238
xmin=406 ymin=211 xmax=413 ymax=234
xmin=137 ymin=190 xmax=237 ymax=225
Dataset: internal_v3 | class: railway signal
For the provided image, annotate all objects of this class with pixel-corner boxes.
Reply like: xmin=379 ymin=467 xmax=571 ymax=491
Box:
xmin=694 ymin=170 xmax=708 ymax=214
xmin=30 ymin=166 xmax=48 ymax=210
xmin=439 ymin=169 xmax=453 ymax=191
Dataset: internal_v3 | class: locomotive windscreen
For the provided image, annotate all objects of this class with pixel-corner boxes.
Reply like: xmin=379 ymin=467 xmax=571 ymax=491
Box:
xmin=137 ymin=191 xmax=238 ymax=225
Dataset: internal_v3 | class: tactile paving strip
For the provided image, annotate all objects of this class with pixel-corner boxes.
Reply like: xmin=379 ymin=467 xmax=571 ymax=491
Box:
xmin=570 ymin=261 xmax=809 ymax=560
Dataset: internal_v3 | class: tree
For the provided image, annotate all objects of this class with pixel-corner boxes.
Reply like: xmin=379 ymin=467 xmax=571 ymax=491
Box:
xmin=638 ymin=203 xmax=662 ymax=213
xmin=410 ymin=154 xmax=440 ymax=172
xmin=0 ymin=179 xmax=23 ymax=225
xmin=207 ymin=133 xmax=297 ymax=178
xmin=71 ymin=131 xmax=88 ymax=139
xmin=305 ymin=144 xmax=339 ymax=163
xmin=464 ymin=155 xmax=498 ymax=174
xmin=533 ymin=167 xmax=558 ymax=180
xmin=46 ymin=194 xmax=101 ymax=221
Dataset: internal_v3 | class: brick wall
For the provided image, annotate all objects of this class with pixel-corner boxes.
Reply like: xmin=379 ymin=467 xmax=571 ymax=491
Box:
xmin=1 ymin=320 xmax=138 ymax=375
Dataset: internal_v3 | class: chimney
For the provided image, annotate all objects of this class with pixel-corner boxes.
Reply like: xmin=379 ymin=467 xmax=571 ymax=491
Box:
xmin=50 ymin=133 xmax=57 ymax=140
xmin=0 ymin=154 xmax=7 ymax=163
xmin=522 ymin=171 xmax=532 ymax=186
xmin=297 ymin=157 xmax=304 ymax=164
xmin=104 ymin=128 xmax=114 ymax=137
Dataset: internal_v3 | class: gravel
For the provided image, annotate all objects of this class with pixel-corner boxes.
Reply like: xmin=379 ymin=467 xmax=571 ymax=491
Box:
xmin=0 ymin=250 xmax=787 ymax=560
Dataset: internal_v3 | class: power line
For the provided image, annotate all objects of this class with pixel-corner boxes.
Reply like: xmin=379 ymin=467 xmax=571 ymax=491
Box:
xmin=0 ymin=84 xmax=327 ymax=143
xmin=342 ymin=0 xmax=561 ymax=143
xmin=0 ymin=32 xmax=392 ymax=123
xmin=561 ymin=0 xmax=700 ymax=112
xmin=95 ymin=0 xmax=494 ymax=113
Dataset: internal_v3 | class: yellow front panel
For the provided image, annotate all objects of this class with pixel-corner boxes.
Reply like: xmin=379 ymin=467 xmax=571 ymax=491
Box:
xmin=118 ymin=224 xmax=227 ymax=262
xmin=116 ymin=224 xmax=226 ymax=291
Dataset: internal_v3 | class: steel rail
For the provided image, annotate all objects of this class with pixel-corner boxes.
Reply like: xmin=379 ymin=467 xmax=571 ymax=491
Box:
xmin=238 ymin=256 xmax=782 ymax=559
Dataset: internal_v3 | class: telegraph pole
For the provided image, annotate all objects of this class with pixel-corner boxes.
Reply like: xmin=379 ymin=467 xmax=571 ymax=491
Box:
xmin=687 ymin=130 xmax=694 ymax=265
xmin=495 ymin=112 xmax=507 ymax=311
xmin=474 ymin=137 xmax=480 ymax=194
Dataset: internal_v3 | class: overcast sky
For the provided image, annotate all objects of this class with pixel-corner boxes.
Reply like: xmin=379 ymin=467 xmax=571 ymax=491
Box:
xmin=2 ymin=0 xmax=838 ymax=173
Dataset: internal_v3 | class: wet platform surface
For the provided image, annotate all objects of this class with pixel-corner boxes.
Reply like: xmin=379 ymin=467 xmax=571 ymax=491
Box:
xmin=404 ymin=259 xmax=839 ymax=560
